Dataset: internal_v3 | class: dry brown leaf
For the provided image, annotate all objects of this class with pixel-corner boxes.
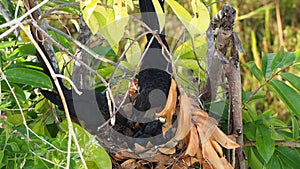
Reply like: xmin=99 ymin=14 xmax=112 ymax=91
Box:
xmin=185 ymin=125 xmax=200 ymax=156
xmin=146 ymin=154 xmax=173 ymax=163
xmin=192 ymin=108 xmax=209 ymax=118
xmin=157 ymin=147 xmax=176 ymax=155
xmin=195 ymin=117 xmax=217 ymax=144
xmin=156 ymin=79 xmax=178 ymax=135
xmin=202 ymin=140 xmax=229 ymax=169
xmin=155 ymin=163 xmax=166 ymax=169
xmin=220 ymin=157 xmax=235 ymax=169
xmin=182 ymin=156 xmax=199 ymax=166
xmin=172 ymin=164 xmax=189 ymax=169
xmin=212 ymin=127 xmax=240 ymax=149
xmin=114 ymin=151 xmax=137 ymax=160
xmin=174 ymin=92 xmax=192 ymax=140
xmin=129 ymin=79 xmax=139 ymax=102
xmin=211 ymin=140 xmax=223 ymax=157
xmin=121 ymin=159 xmax=139 ymax=169
xmin=135 ymin=143 xmax=147 ymax=154
xmin=146 ymin=141 xmax=153 ymax=148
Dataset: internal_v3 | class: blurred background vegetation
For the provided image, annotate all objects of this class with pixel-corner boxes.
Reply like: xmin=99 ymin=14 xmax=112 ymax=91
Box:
xmin=0 ymin=0 xmax=299 ymax=168
xmin=209 ymin=0 xmax=300 ymax=121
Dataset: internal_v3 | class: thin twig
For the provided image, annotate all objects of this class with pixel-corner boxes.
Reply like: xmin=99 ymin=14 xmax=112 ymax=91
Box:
xmin=54 ymin=74 xmax=82 ymax=95
xmin=0 ymin=0 xmax=49 ymax=29
xmin=108 ymin=30 xmax=152 ymax=84
xmin=39 ymin=2 xmax=79 ymax=21
xmin=245 ymin=141 xmax=300 ymax=148
xmin=45 ymin=24 xmax=133 ymax=75
xmin=31 ymin=21 xmax=118 ymax=127
xmin=18 ymin=22 xmax=88 ymax=169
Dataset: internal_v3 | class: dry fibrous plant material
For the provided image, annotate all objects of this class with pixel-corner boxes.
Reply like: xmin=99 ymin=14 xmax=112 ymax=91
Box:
xmin=111 ymin=79 xmax=239 ymax=169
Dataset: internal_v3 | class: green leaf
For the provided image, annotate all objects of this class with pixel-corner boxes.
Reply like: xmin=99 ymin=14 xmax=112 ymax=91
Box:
xmin=92 ymin=46 xmax=118 ymax=57
xmin=7 ymin=44 xmax=36 ymax=61
xmin=173 ymin=36 xmax=207 ymax=59
xmin=166 ymin=0 xmax=209 ymax=37
xmin=125 ymin=39 xmax=141 ymax=67
xmin=80 ymin=0 xmax=104 ymax=34
xmin=0 ymin=151 xmax=5 ymax=168
xmin=7 ymin=61 xmax=42 ymax=71
xmin=244 ymin=91 xmax=266 ymax=102
xmin=268 ymin=80 xmax=300 ymax=118
xmin=262 ymin=53 xmax=275 ymax=78
xmin=49 ymin=31 xmax=74 ymax=53
xmin=0 ymin=41 xmax=24 ymax=49
xmin=4 ymin=68 xmax=53 ymax=89
xmin=153 ymin=0 xmax=165 ymax=33
xmin=165 ymin=0 xmax=191 ymax=32
xmin=267 ymin=154 xmax=283 ymax=169
xmin=100 ymin=18 xmax=127 ymax=48
xmin=271 ymin=47 xmax=295 ymax=71
xmin=256 ymin=125 xmax=275 ymax=163
xmin=176 ymin=59 xmax=200 ymax=72
xmin=244 ymin=147 xmax=264 ymax=169
xmin=276 ymin=147 xmax=300 ymax=169
xmin=244 ymin=61 xmax=263 ymax=81
xmin=59 ymin=121 xmax=112 ymax=169
xmin=7 ymin=114 xmax=23 ymax=126
xmin=292 ymin=64 xmax=300 ymax=72
xmin=291 ymin=115 xmax=299 ymax=140
xmin=280 ymin=72 xmax=300 ymax=91
xmin=243 ymin=123 xmax=257 ymax=140
xmin=271 ymin=47 xmax=285 ymax=71
xmin=1 ymin=82 xmax=26 ymax=104
xmin=283 ymin=52 xmax=296 ymax=67
xmin=189 ymin=0 xmax=210 ymax=36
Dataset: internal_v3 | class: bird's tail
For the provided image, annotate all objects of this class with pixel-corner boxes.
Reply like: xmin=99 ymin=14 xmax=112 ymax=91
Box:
xmin=139 ymin=0 xmax=172 ymax=73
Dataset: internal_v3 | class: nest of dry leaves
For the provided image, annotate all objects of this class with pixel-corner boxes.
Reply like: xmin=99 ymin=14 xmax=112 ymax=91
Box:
xmin=104 ymin=79 xmax=239 ymax=169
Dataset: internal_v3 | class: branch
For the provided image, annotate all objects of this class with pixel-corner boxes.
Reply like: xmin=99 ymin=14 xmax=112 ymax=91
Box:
xmin=245 ymin=141 xmax=300 ymax=148
xmin=45 ymin=24 xmax=133 ymax=75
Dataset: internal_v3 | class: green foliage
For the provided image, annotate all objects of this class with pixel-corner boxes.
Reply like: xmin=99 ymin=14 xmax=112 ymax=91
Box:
xmin=0 ymin=120 xmax=111 ymax=169
xmin=243 ymin=48 xmax=300 ymax=168
xmin=1 ymin=0 xmax=300 ymax=168
xmin=165 ymin=0 xmax=209 ymax=38
xmin=4 ymin=68 xmax=53 ymax=89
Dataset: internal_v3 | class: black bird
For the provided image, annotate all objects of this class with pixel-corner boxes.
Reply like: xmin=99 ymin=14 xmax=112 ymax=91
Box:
xmin=31 ymin=0 xmax=172 ymax=137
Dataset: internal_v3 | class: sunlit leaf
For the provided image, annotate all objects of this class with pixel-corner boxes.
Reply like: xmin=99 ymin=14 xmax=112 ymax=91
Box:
xmin=153 ymin=0 xmax=165 ymax=33
xmin=125 ymin=39 xmax=141 ymax=67
xmin=4 ymin=68 xmax=53 ymax=89
xmin=165 ymin=0 xmax=191 ymax=31
xmin=173 ymin=36 xmax=207 ymax=59
xmin=189 ymin=0 xmax=210 ymax=36
xmin=166 ymin=0 xmax=209 ymax=38
xmin=80 ymin=0 xmax=105 ymax=34
xmin=8 ymin=44 xmax=36 ymax=61
xmin=256 ymin=125 xmax=275 ymax=163
xmin=268 ymin=80 xmax=300 ymax=118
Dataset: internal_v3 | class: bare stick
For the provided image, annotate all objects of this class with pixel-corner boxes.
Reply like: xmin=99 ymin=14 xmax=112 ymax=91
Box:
xmin=18 ymin=22 xmax=87 ymax=169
